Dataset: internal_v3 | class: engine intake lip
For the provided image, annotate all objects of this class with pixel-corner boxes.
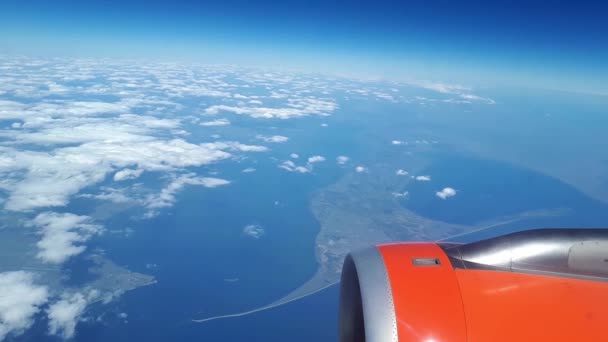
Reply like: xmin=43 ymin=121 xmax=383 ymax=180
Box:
xmin=339 ymin=247 xmax=398 ymax=342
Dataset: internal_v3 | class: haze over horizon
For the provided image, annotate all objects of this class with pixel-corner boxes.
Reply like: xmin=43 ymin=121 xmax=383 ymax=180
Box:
xmin=2 ymin=0 xmax=607 ymax=93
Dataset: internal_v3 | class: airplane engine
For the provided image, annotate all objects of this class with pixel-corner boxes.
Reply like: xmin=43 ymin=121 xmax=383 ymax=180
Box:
xmin=338 ymin=229 xmax=608 ymax=342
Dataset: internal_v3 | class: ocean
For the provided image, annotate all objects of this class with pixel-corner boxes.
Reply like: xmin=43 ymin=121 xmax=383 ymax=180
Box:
xmin=404 ymin=152 xmax=608 ymax=243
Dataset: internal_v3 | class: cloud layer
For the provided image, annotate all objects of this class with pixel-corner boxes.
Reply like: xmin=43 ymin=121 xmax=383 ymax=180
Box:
xmin=31 ymin=212 xmax=103 ymax=264
xmin=0 ymin=272 xmax=48 ymax=341
xmin=47 ymin=291 xmax=98 ymax=339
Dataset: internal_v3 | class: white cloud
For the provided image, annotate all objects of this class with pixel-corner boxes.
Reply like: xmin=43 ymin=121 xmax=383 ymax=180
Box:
xmin=416 ymin=81 xmax=469 ymax=94
xmin=279 ymin=155 xmax=325 ymax=173
xmin=290 ymin=153 xmax=299 ymax=159
xmin=0 ymin=66 xmax=269 ymax=213
xmin=415 ymin=175 xmax=431 ymax=181
xmin=243 ymin=224 xmax=265 ymax=239
xmin=201 ymin=141 xmax=268 ymax=152
xmin=28 ymin=100 xmax=130 ymax=118
xmin=78 ymin=187 xmax=134 ymax=204
xmin=391 ymin=140 xmax=405 ymax=145
xmin=47 ymin=291 xmax=97 ymax=340
xmin=256 ymin=135 xmax=289 ymax=143
xmin=280 ymin=160 xmax=296 ymax=169
xmin=396 ymin=169 xmax=409 ymax=176
xmin=355 ymin=166 xmax=368 ymax=173
xmin=459 ymin=93 xmax=496 ymax=105
xmin=203 ymin=97 xmax=337 ymax=119
xmin=293 ymin=166 xmax=310 ymax=173
xmin=0 ymin=272 xmax=49 ymax=341
xmin=30 ymin=212 xmax=103 ymax=264
xmin=436 ymin=187 xmax=457 ymax=200
xmin=200 ymin=118 xmax=231 ymax=127
xmin=241 ymin=167 xmax=256 ymax=173
xmin=2 ymin=114 xmax=180 ymax=145
xmin=1 ymin=139 xmax=266 ymax=212
xmin=113 ymin=168 xmax=143 ymax=182
xmin=307 ymin=155 xmax=325 ymax=164
xmin=412 ymin=81 xmax=495 ymax=104
xmin=336 ymin=156 xmax=350 ymax=165
xmin=278 ymin=160 xmax=310 ymax=173
xmin=145 ymin=174 xmax=230 ymax=212
xmin=320 ymin=123 xmax=328 ymax=127
xmin=392 ymin=191 xmax=409 ymax=198
xmin=375 ymin=93 xmax=395 ymax=101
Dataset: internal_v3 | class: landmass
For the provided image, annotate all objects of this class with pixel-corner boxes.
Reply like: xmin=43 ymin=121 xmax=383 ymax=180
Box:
xmin=85 ymin=253 xmax=157 ymax=304
xmin=0 ymin=219 xmax=155 ymax=310
xmin=193 ymin=160 xmax=567 ymax=322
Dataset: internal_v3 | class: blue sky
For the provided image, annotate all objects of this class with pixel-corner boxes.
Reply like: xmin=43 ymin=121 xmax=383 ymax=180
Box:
xmin=1 ymin=0 xmax=607 ymax=93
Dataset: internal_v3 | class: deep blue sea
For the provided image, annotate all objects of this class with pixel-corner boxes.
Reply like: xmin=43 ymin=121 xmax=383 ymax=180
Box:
xmin=404 ymin=152 xmax=608 ymax=243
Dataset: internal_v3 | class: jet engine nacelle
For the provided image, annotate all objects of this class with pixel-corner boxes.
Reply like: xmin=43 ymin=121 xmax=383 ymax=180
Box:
xmin=338 ymin=229 xmax=608 ymax=342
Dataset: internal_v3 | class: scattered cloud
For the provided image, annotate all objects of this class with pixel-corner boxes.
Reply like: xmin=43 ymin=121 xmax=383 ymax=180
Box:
xmin=47 ymin=290 xmax=98 ymax=340
xmin=416 ymin=81 xmax=470 ymax=94
xmin=0 ymin=64 xmax=270 ymax=214
xmin=392 ymin=191 xmax=409 ymax=198
xmin=145 ymin=174 xmax=230 ymax=214
xmin=307 ymin=155 xmax=325 ymax=164
xmin=320 ymin=123 xmax=328 ymax=127
xmin=412 ymin=81 xmax=495 ymax=104
xmin=0 ymin=272 xmax=49 ymax=341
xmin=279 ymin=155 xmax=326 ymax=173
xmin=290 ymin=153 xmax=299 ymax=159
xmin=201 ymin=141 xmax=268 ymax=152
xmin=241 ymin=167 xmax=256 ymax=173
xmin=355 ymin=166 xmax=368 ymax=173
xmin=436 ymin=187 xmax=457 ymax=199
xmin=336 ymin=156 xmax=350 ymax=165
xmin=78 ymin=187 xmax=135 ymax=204
xmin=0 ymin=138 xmax=242 ymax=212
xmin=200 ymin=118 xmax=231 ymax=126
xmin=415 ymin=175 xmax=431 ymax=181
xmin=278 ymin=160 xmax=310 ymax=173
xmin=203 ymin=98 xmax=337 ymax=119
xmin=243 ymin=224 xmax=265 ymax=239
xmin=396 ymin=169 xmax=409 ymax=176
xmin=256 ymin=135 xmax=289 ymax=143
xmin=459 ymin=93 xmax=496 ymax=105
xmin=113 ymin=169 xmax=143 ymax=182
xmin=391 ymin=140 xmax=405 ymax=145
xmin=30 ymin=212 xmax=103 ymax=264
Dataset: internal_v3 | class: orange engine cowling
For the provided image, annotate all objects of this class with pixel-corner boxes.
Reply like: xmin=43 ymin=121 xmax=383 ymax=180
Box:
xmin=338 ymin=229 xmax=608 ymax=342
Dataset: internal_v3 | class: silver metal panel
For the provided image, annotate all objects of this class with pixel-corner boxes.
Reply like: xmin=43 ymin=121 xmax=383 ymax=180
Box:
xmin=339 ymin=247 xmax=398 ymax=342
xmin=441 ymin=228 xmax=608 ymax=280
xmin=568 ymin=241 xmax=608 ymax=274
